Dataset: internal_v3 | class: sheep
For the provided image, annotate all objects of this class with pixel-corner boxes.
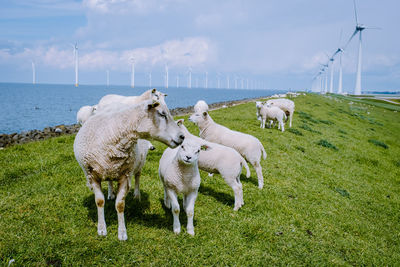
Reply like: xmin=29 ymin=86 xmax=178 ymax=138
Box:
xmin=255 ymin=101 xmax=264 ymax=121
xmin=189 ymin=111 xmax=267 ymax=189
xmin=194 ymin=100 xmax=209 ymax=113
xmin=77 ymin=105 xmax=97 ymax=125
xmin=107 ymin=139 xmax=155 ymax=201
xmin=96 ymin=88 xmax=166 ymax=111
xmin=176 ymin=119 xmax=250 ymax=210
xmin=74 ymin=99 xmax=185 ymax=241
xmin=159 ymin=138 xmax=209 ymax=236
xmin=266 ymin=98 xmax=295 ymax=128
xmin=259 ymin=104 xmax=287 ymax=132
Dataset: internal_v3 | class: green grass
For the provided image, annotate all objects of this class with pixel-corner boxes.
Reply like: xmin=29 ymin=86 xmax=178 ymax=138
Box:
xmin=1 ymin=93 xmax=400 ymax=265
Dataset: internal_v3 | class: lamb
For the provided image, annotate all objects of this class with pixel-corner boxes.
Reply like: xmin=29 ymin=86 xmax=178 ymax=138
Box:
xmin=189 ymin=111 xmax=267 ymax=189
xmin=266 ymin=98 xmax=295 ymax=127
xmin=77 ymin=105 xmax=97 ymax=125
xmin=259 ymin=104 xmax=287 ymax=132
xmin=194 ymin=100 xmax=209 ymax=113
xmin=96 ymin=88 xmax=166 ymax=111
xmin=74 ymin=99 xmax=184 ymax=240
xmin=176 ymin=119 xmax=249 ymax=210
xmin=255 ymin=101 xmax=263 ymax=121
xmin=159 ymin=138 xmax=208 ymax=235
xmin=107 ymin=139 xmax=155 ymax=201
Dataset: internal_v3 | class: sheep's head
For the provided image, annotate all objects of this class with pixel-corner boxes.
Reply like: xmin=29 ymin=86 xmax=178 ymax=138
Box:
xmin=137 ymin=100 xmax=184 ymax=148
xmin=177 ymin=139 xmax=209 ymax=165
xmin=150 ymin=88 xmax=167 ymax=103
xmin=255 ymin=101 xmax=263 ymax=108
xmin=189 ymin=111 xmax=208 ymax=125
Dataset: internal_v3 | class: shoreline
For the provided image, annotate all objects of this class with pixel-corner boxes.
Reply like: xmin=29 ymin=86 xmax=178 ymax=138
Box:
xmin=0 ymin=95 xmax=271 ymax=148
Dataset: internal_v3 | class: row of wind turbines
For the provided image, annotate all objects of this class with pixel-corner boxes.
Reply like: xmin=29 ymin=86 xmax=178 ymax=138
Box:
xmin=312 ymin=0 xmax=379 ymax=95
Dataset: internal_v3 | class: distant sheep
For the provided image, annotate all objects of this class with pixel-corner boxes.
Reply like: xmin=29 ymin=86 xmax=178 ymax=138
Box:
xmin=74 ymin=99 xmax=184 ymax=240
xmin=77 ymin=105 xmax=97 ymax=125
xmin=177 ymin=119 xmax=249 ymax=210
xmin=266 ymin=98 xmax=295 ymax=128
xmin=159 ymin=138 xmax=209 ymax=235
xmin=189 ymin=111 xmax=267 ymax=189
xmin=259 ymin=104 xmax=287 ymax=132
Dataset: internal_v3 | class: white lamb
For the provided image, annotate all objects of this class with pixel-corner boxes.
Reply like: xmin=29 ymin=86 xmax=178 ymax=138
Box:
xmin=194 ymin=100 xmax=209 ymax=113
xmin=77 ymin=105 xmax=97 ymax=125
xmin=189 ymin=111 xmax=267 ymax=189
xmin=266 ymin=98 xmax=295 ymax=127
xmin=96 ymin=88 xmax=166 ymax=111
xmin=255 ymin=101 xmax=263 ymax=121
xmin=107 ymin=139 xmax=155 ymax=201
xmin=176 ymin=119 xmax=250 ymax=210
xmin=259 ymin=104 xmax=287 ymax=132
xmin=74 ymin=99 xmax=185 ymax=241
xmin=159 ymin=138 xmax=208 ymax=236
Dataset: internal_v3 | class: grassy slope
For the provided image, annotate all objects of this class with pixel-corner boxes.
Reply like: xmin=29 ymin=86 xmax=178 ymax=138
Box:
xmin=1 ymin=94 xmax=399 ymax=265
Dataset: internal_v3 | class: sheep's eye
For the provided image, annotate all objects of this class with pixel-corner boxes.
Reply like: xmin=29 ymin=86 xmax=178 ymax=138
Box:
xmin=197 ymin=150 xmax=200 ymax=153
xmin=181 ymin=145 xmax=185 ymax=150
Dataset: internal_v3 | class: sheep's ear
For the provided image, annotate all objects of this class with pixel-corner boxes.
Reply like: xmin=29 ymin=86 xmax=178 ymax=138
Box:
xmin=176 ymin=119 xmax=184 ymax=126
xmin=151 ymin=88 xmax=157 ymax=94
xmin=164 ymin=93 xmax=168 ymax=97
xmin=201 ymin=144 xmax=211 ymax=151
xmin=202 ymin=111 xmax=208 ymax=118
xmin=148 ymin=101 xmax=160 ymax=109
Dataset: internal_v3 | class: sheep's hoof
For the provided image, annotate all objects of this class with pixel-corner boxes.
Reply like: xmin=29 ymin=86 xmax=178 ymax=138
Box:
xmin=97 ymin=226 xmax=107 ymax=236
xmin=108 ymin=193 xmax=115 ymax=200
xmin=133 ymin=192 xmax=141 ymax=201
xmin=173 ymin=228 xmax=181 ymax=235
xmin=187 ymin=228 xmax=195 ymax=236
xmin=208 ymin=173 xmax=214 ymax=177
xmin=258 ymin=184 xmax=264 ymax=189
xmin=118 ymin=230 xmax=128 ymax=241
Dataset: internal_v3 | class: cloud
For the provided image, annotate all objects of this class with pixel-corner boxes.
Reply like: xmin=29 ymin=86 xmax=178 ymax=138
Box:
xmin=83 ymin=0 xmax=186 ymax=14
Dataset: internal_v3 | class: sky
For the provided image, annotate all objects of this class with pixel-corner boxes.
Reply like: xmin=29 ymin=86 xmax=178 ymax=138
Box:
xmin=0 ymin=0 xmax=399 ymax=92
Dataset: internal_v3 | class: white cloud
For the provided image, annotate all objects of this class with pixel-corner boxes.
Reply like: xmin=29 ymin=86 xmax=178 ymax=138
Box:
xmin=83 ymin=0 xmax=186 ymax=14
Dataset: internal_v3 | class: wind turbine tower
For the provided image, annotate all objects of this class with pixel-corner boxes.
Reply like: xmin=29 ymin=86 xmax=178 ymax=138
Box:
xmin=188 ymin=66 xmax=192 ymax=88
xmin=130 ymin=57 xmax=135 ymax=88
xmin=165 ymin=63 xmax=169 ymax=89
xmin=106 ymin=70 xmax=109 ymax=86
xmin=73 ymin=43 xmax=79 ymax=87
xmin=176 ymin=75 xmax=179 ymax=88
xmin=227 ymin=75 xmax=230 ymax=89
xmin=31 ymin=61 xmax=36 ymax=84
xmin=205 ymin=71 xmax=208 ymax=89
xmin=329 ymin=57 xmax=334 ymax=93
xmin=148 ymin=72 xmax=152 ymax=88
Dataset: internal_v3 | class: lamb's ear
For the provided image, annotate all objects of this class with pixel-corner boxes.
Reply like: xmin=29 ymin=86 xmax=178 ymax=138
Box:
xmin=151 ymin=88 xmax=157 ymax=94
xmin=202 ymin=111 xmax=208 ymax=118
xmin=201 ymin=144 xmax=211 ymax=151
xmin=148 ymin=101 xmax=160 ymax=109
xmin=164 ymin=93 xmax=168 ymax=97
xmin=176 ymin=119 xmax=184 ymax=126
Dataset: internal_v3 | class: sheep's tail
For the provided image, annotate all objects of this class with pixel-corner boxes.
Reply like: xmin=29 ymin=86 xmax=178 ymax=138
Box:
xmin=261 ymin=144 xmax=267 ymax=160
xmin=241 ymin=156 xmax=251 ymax=178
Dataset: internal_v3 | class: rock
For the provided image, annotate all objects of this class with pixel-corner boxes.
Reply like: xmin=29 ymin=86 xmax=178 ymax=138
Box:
xmin=55 ymin=128 xmax=63 ymax=133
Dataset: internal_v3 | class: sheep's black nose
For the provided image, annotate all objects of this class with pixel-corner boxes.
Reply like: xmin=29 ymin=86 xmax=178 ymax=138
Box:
xmin=179 ymin=134 xmax=185 ymax=140
xmin=186 ymin=156 xmax=191 ymax=160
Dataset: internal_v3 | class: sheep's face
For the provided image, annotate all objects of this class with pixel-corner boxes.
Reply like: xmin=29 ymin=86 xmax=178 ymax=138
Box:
xmin=139 ymin=100 xmax=184 ymax=148
xmin=177 ymin=139 xmax=201 ymax=165
xmin=151 ymin=88 xmax=167 ymax=103
xmin=255 ymin=101 xmax=263 ymax=108
xmin=188 ymin=112 xmax=207 ymax=125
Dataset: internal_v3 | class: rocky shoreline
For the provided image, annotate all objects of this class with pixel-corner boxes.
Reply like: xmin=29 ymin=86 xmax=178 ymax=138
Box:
xmin=0 ymin=96 xmax=267 ymax=148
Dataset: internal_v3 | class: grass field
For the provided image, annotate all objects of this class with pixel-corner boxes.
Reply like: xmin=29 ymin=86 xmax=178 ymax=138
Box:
xmin=1 ymin=93 xmax=400 ymax=265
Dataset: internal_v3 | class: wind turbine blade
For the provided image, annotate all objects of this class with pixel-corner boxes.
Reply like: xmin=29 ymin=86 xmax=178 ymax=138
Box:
xmin=353 ymin=0 xmax=359 ymax=25
xmin=338 ymin=28 xmax=343 ymax=47
xmin=365 ymin=26 xmax=381 ymax=30
xmin=345 ymin=29 xmax=358 ymax=49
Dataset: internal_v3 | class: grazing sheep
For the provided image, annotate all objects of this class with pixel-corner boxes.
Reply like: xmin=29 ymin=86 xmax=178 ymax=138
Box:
xmin=96 ymin=88 xmax=166 ymax=111
xmin=255 ymin=101 xmax=263 ymax=121
xmin=107 ymin=139 xmax=155 ymax=201
xmin=159 ymin=139 xmax=208 ymax=235
xmin=77 ymin=105 xmax=97 ymax=125
xmin=194 ymin=100 xmax=209 ymax=114
xmin=177 ymin=119 xmax=249 ymax=210
xmin=259 ymin=104 xmax=287 ymax=132
xmin=74 ymin=100 xmax=184 ymax=241
xmin=189 ymin=111 xmax=267 ymax=189
xmin=266 ymin=98 xmax=295 ymax=128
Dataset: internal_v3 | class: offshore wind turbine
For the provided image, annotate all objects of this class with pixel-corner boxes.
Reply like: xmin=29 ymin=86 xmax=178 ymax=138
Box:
xmin=345 ymin=0 xmax=379 ymax=95
xmin=226 ymin=75 xmax=230 ymax=89
xmin=130 ymin=57 xmax=135 ymax=88
xmin=176 ymin=75 xmax=179 ymax=88
xmin=217 ymin=73 xmax=220 ymax=89
xmin=205 ymin=71 xmax=208 ymax=89
xmin=73 ymin=43 xmax=79 ymax=87
xmin=187 ymin=66 xmax=192 ymax=88
xmin=165 ymin=63 xmax=169 ymax=88
xmin=148 ymin=72 xmax=152 ymax=88
xmin=31 ymin=61 xmax=36 ymax=84
xmin=106 ymin=70 xmax=109 ymax=86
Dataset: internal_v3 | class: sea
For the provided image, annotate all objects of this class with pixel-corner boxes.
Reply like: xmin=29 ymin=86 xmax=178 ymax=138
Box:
xmin=0 ymin=83 xmax=284 ymax=134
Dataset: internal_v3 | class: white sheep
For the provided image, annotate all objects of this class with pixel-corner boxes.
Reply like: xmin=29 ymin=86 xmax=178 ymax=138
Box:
xmin=255 ymin=101 xmax=264 ymax=121
xmin=194 ymin=100 xmax=209 ymax=114
xmin=96 ymin=88 xmax=166 ymax=111
xmin=189 ymin=111 xmax=267 ymax=189
xmin=107 ymin=139 xmax=155 ymax=201
xmin=74 ymin=99 xmax=185 ymax=241
xmin=266 ymin=98 xmax=295 ymax=128
xmin=177 ymin=119 xmax=249 ymax=210
xmin=259 ymin=104 xmax=287 ymax=132
xmin=77 ymin=105 xmax=97 ymax=125
xmin=159 ymin=138 xmax=208 ymax=235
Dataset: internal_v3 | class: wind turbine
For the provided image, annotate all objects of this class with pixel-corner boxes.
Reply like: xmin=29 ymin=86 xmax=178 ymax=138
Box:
xmin=176 ymin=75 xmax=179 ymax=88
xmin=148 ymin=72 xmax=152 ymax=88
xmin=345 ymin=0 xmax=379 ymax=95
xmin=106 ymin=70 xmax=109 ymax=86
xmin=331 ymin=30 xmax=345 ymax=94
xmin=31 ymin=61 xmax=36 ymax=84
xmin=187 ymin=66 xmax=192 ymax=88
xmin=165 ymin=63 xmax=169 ymax=89
xmin=205 ymin=71 xmax=208 ymax=89
xmin=72 ymin=43 xmax=79 ymax=87
xmin=130 ymin=57 xmax=135 ymax=88
xmin=217 ymin=73 xmax=220 ymax=89
xmin=226 ymin=75 xmax=230 ymax=89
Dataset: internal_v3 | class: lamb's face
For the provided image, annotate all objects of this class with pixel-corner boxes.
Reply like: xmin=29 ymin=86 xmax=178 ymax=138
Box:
xmin=255 ymin=101 xmax=263 ymax=109
xmin=141 ymin=101 xmax=184 ymax=148
xmin=189 ymin=112 xmax=207 ymax=125
xmin=150 ymin=88 xmax=167 ymax=103
xmin=177 ymin=139 xmax=201 ymax=165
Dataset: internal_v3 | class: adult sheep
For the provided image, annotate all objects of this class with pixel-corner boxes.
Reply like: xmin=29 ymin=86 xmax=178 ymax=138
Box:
xmin=77 ymin=105 xmax=97 ymax=125
xmin=189 ymin=111 xmax=267 ymax=189
xmin=177 ymin=119 xmax=249 ymax=210
xmin=74 ymin=99 xmax=184 ymax=241
xmin=266 ymin=98 xmax=295 ymax=127
xmin=259 ymin=104 xmax=287 ymax=132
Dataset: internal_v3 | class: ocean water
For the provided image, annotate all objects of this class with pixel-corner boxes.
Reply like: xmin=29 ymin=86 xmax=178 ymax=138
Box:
xmin=0 ymin=83 xmax=284 ymax=134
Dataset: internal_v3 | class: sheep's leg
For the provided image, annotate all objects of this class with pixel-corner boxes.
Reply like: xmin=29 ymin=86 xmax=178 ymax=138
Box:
xmin=163 ymin=186 xmax=171 ymax=209
xmin=278 ymin=120 xmax=281 ymax=130
xmin=107 ymin=181 xmax=115 ymax=200
xmin=167 ymin=189 xmax=181 ymax=234
xmin=289 ymin=112 xmax=293 ymax=128
xmin=91 ymin=180 xmax=107 ymax=236
xmin=252 ymin=161 xmax=264 ymax=189
xmin=281 ymin=120 xmax=285 ymax=132
xmin=184 ymin=190 xmax=198 ymax=236
xmin=133 ymin=172 xmax=141 ymax=201
xmin=115 ymin=178 xmax=129 ymax=241
xmin=225 ymin=174 xmax=244 ymax=211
